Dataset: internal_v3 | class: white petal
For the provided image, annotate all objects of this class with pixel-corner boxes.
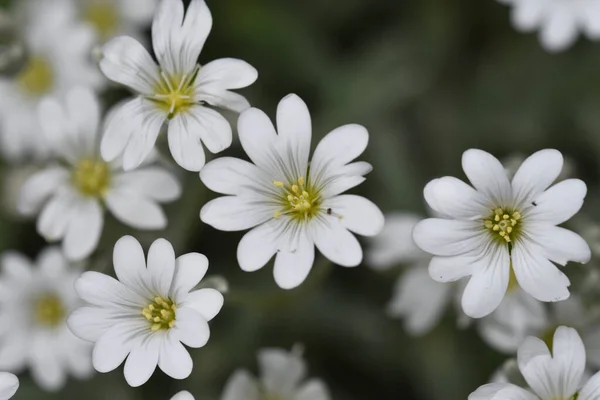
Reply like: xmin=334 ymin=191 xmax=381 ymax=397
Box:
xmin=173 ymin=308 xmax=210 ymax=348
xmin=37 ymin=246 xmax=67 ymax=277
xmin=511 ymin=149 xmax=563 ymax=206
xmin=468 ymin=383 xmax=538 ymax=400
xmin=62 ymin=198 xmax=104 ymax=261
xmin=38 ymin=97 xmax=78 ymax=162
xmin=461 ymin=244 xmax=510 ymax=318
xmin=237 ymin=107 xmax=278 ymax=170
xmin=527 ymin=225 xmax=591 ymax=266
xmin=512 ymin=240 xmax=570 ymax=302
xmin=113 ymin=168 xmax=181 ymax=202
xmin=428 ymin=255 xmax=476 ymax=283
xmin=320 ymin=161 xmax=372 ymax=198
xmin=580 ymin=371 xmax=600 ymax=400
xmin=581 ymin=3 xmax=600 ymax=39
xmin=276 ymin=94 xmax=312 ymax=176
xmin=424 ymin=177 xmax=488 ymax=219
xmin=200 ymin=157 xmax=265 ymax=196
xmin=200 ymin=196 xmax=272 ymax=231
xmin=221 ymin=370 xmax=260 ymax=400
xmin=527 ymin=179 xmax=587 ymax=225
xmin=177 ymin=0 xmax=212 ymax=73
xmin=195 ymin=58 xmax=258 ymax=90
xmin=170 ymin=391 xmax=195 ymax=400
xmin=273 ymin=232 xmax=315 ymax=289
xmin=18 ymin=166 xmax=69 ymax=215
xmin=183 ymin=289 xmax=223 ymax=322
xmin=75 ymin=271 xmax=146 ymax=308
xmin=147 ymin=238 xmax=176 ymax=296
xmin=539 ymin=9 xmax=579 ymax=52
xmin=171 ymin=253 xmax=209 ymax=300
xmin=100 ymin=36 xmax=160 ymax=94
xmin=105 ymin=190 xmax=167 ymax=230
xmin=37 ymin=189 xmax=78 ymax=241
xmin=259 ymin=348 xmax=306 ymax=395
xmin=237 ymin=221 xmax=280 ymax=272
xmin=462 ymin=149 xmax=512 ymax=206
xmin=92 ymin=321 xmax=145 ymax=373
xmin=178 ymin=106 xmax=232 ymax=155
xmin=158 ymin=334 xmax=193 ymax=380
xmin=292 ymin=380 xmax=331 ymax=400
xmin=412 ymin=218 xmax=486 ymax=257
xmin=322 ymin=195 xmax=384 ymax=236
xmin=152 ymin=0 xmax=184 ymax=75
xmin=510 ymin=0 xmax=545 ymax=31
xmin=388 ymin=266 xmax=451 ymax=336
xmin=124 ymin=335 xmax=160 ymax=387
xmin=313 ymin=221 xmax=362 ymax=267
xmin=195 ymin=89 xmax=251 ymax=113
xmin=122 ymin=108 xmax=166 ymax=171
xmin=0 ymin=252 xmax=32 ymax=282
xmin=167 ymin=113 xmax=206 ymax=172
xmin=30 ymin=332 xmax=66 ymax=391
xmin=113 ymin=235 xmax=148 ymax=290
xmin=66 ymin=87 xmax=101 ymax=153
xmin=0 ymin=372 xmax=18 ymax=400
xmin=68 ymin=306 xmax=121 ymax=342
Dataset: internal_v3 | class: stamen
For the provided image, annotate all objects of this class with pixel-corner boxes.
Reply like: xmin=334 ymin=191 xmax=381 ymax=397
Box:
xmin=484 ymin=207 xmax=522 ymax=243
xmin=142 ymin=296 xmax=176 ymax=331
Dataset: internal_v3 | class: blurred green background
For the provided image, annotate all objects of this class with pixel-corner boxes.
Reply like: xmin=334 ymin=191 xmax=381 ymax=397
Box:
xmin=3 ymin=0 xmax=600 ymax=399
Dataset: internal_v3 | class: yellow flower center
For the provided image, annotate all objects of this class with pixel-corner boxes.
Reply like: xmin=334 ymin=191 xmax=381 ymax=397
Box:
xmin=17 ymin=55 xmax=54 ymax=96
xmin=273 ymin=177 xmax=322 ymax=221
xmin=83 ymin=1 xmax=120 ymax=40
xmin=484 ymin=208 xmax=522 ymax=243
xmin=34 ymin=293 xmax=65 ymax=327
xmin=72 ymin=158 xmax=111 ymax=197
xmin=142 ymin=296 xmax=177 ymax=331
xmin=150 ymin=67 xmax=199 ymax=119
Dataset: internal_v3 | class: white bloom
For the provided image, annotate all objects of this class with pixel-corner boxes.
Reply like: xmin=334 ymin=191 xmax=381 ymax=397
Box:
xmin=0 ymin=2 xmax=102 ymax=161
xmin=0 ymin=248 xmax=93 ymax=391
xmin=68 ymin=235 xmax=224 ymax=387
xmin=413 ymin=149 xmax=591 ymax=318
xmin=0 ymin=373 xmax=18 ymax=400
xmin=170 ymin=392 xmax=194 ymax=400
xmin=200 ymin=94 xmax=384 ymax=289
xmin=469 ymin=326 xmax=600 ymax=400
xmin=99 ymin=0 xmax=258 ymax=172
xmin=18 ymin=87 xmax=181 ymax=261
xmin=367 ymin=212 xmax=457 ymax=335
xmin=497 ymin=0 xmax=600 ymax=52
xmin=221 ymin=348 xmax=330 ymax=400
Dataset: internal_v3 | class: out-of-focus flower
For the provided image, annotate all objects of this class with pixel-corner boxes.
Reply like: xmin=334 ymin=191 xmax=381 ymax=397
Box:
xmin=0 ymin=2 xmax=102 ymax=162
xmin=496 ymin=0 xmax=600 ymax=52
xmin=0 ymin=248 xmax=93 ymax=391
xmin=221 ymin=347 xmax=330 ymax=400
xmin=0 ymin=373 xmax=18 ymax=400
xmin=68 ymin=236 xmax=224 ymax=387
xmin=200 ymin=94 xmax=384 ymax=289
xmin=170 ymin=392 xmax=194 ymax=400
xmin=17 ymin=87 xmax=181 ymax=261
xmin=413 ymin=149 xmax=591 ymax=318
xmin=99 ymin=0 xmax=257 ymax=172
xmin=469 ymin=326 xmax=600 ymax=400
xmin=367 ymin=212 xmax=459 ymax=335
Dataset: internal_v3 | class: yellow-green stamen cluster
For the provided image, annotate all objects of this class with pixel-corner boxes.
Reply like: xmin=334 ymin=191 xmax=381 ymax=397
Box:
xmin=17 ymin=56 xmax=54 ymax=96
xmin=34 ymin=293 xmax=65 ymax=327
xmin=273 ymin=177 xmax=321 ymax=221
xmin=150 ymin=67 xmax=199 ymax=119
xmin=72 ymin=158 xmax=111 ymax=197
xmin=484 ymin=208 xmax=521 ymax=243
xmin=83 ymin=1 xmax=120 ymax=39
xmin=142 ymin=297 xmax=177 ymax=331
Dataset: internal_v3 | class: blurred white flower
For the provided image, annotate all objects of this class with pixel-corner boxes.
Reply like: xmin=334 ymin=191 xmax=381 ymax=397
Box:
xmin=367 ymin=212 xmax=459 ymax=335
xmin=0 ymin=2 xmax=102 ymax=162
xmin=497 ymin=0 xmax=600 ymax=52
xmin=99 ymin=0 xmax=257 ymax=172
xmin=0 ymin=373 xmax=18 ymax=400
xmin=413 ymin=149 xmax=591 ymax=318
xmin=17 ymin=87 xmax=181 ymax=261
xmin=469 ymin=326 xmax=600 ymax=400
xmin=170 ymin=392 xmax=194 ymax=400
xmin=221 ymin=347 xmax=330 ymax=400
xmin=200 ymin=94 xmax=384 ymax=289
xmin=0 ymin=248 xmax=93 ymax=391
xmin=68 ymin=236 xmax=224 ymax=387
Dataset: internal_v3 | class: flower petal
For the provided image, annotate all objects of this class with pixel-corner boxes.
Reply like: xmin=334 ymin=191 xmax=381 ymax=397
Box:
xmin=293 ymin=380 xmax=331 ymax=400
xmin=112 ymin=168 xmax=181 ymax=203
xmin=512 ymin=240 xmax=570 ymax=302
xmin=18 ymin=166 xmax=69 ymax=215
xmin=158 ymin=334 xmax=193 ymax=380
xmin=0 ymin=372 xmax=18 ymax=400
xmin=276 ymin=94 xmax=311 ymax=177
xmin=428 ymin=255 xmax=476 ymax=283
xmin=424 ymin=176 xmax=488 ymax=219
xmin=183 ymin=289 xmax=223 ymax=322
xmin=173 ymin=308 xmax=210 ymax=348
xmin=539 ymin=9 xmax=579 ymax=52
xmin=221 ymin=370 xmax=260 ymax=400
xmin=122 ymin=108 xmax=166 ymax=171
xmin=147 ymin=238 xmax=176 ymax=296
xmin=113 ymin=235 xmax=148 ymax=290
xmin=37 ymin=188 xmax=78 ymax=241
xmin=75 ymin=271 xmax=146 ymax=308
xmin=170 ymin=391 xmax=195 ymax=400
xmin=237 ymin=221 xmax=281 ymax=272
xmin=65 ymin=87 xmax=101 ymax=154
xmin=167 ymin=113 xmax=206 ymax=172
xmin=322 ymin=195 xmax=384 ymax=237
xmin=237 ymin=108 xmax=278 ymax=170
xmin=200 ymin=196 xmax=272 ymax=231
xmin=313 ymin=221 xmax=362 ymax=267
xmin=124 ymin=335 xmax=160 ymax=387
xmin=105 ymin=190 xmax=167 ymax=230
xmin=462 ymin=149 xmax=512 ymax=206
xmin=468 ymin=383 xmax=538 ymax=400
xmin=92 ymin=320 xmax=146 ymax=373
xmin=259 ymin=348 xmax=306 ymax=395
xmin=511 ymin=149 xmax=563 ymax=207
xmin=461 ymin=244 xmax=510 ymax=318
xmin=527 ymin=179 xmax=587 ymax=225
xmin=526 ymin=225 xmax=591 ymax=266
xmin=68 ymin=306 xmax=122 ymax=342
xmin=195 ymin=58 xmax=258 ymax=90
xmin=200 ymin=157 xmax=266 ymax=196
xmin=412 ymin=218 xmax=487 ymax=257
xmin=273 ymin=233 xmax=315 ymax=289
xmin=196 ymin=89 xmax=251 ymax=113
xmin=182 ymin=106 xmax=232 ymax=155
xmin=171 ymin=253 xmax=209 ymax=300
xmin=100 ymin=36 xmax=160 ymax=95
xmin=62 ymin=197 xmax=104 ymax=261
xmin=580 ymin=371 xmax=600 ymax=400
xmin=151 ymin=0 xmax=184 ymax=74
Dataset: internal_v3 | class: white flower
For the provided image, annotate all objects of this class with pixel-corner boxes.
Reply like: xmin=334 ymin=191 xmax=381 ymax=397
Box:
xmin=469 ymin=326 xmax=600 ymax=400
xmin=221 ymin=347 xmax=330 ymax=400
xmin=497 ymin=0 xmax=600 ymax=52
xmin=18 ymin=87 xmax=181 ymax=261
xmin=413 ymin=149 xmax=591 ymax=318
xmin=367 ymin=212 xmax=457 ymax=335
xmin=0 ymin=2 xmax=102 ymax=161
xmin=0 ymin=373 xmax=18 ymax=400
xmin=99 ymin=0 xmax=258 ymax=172
xmin=170 ymin=392 xmax=194 ymax=400
xmin=0 ymin=248 xmax=93 ymax=391
xmin=67 ymin=235 xmax=224 ymax=387
xmin=200 ymin=94 xmax=385 ymax=289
